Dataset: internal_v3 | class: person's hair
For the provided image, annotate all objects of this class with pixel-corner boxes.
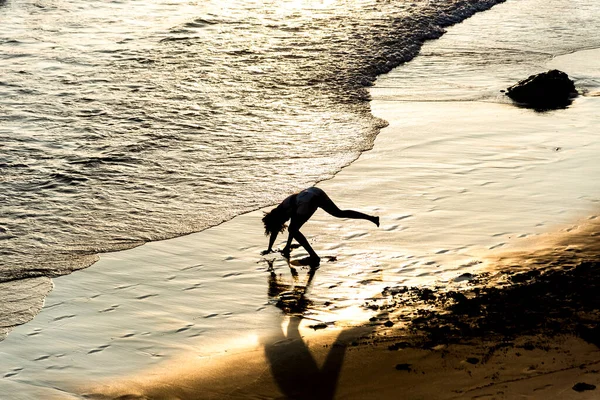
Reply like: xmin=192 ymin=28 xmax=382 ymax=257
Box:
xmin=262 ymin=208 xmax=288 ymax=236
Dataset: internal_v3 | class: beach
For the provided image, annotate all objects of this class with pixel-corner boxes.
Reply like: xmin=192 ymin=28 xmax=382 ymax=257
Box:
xmin=2 ymin=0 xmax=600 ymax=398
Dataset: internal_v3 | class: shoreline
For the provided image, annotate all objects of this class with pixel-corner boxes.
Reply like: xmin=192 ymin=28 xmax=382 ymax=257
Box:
xmin=2 ymin=0 xmax=600 ymax=398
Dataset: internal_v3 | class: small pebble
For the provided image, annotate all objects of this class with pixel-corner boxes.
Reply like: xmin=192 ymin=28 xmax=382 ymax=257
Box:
xmin=395 ymin=363 xmax=412 ymax=371
xmin=572 ymin=382 xmax=596 ymax=392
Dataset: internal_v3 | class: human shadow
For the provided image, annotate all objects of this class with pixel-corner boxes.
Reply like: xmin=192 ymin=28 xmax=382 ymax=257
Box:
xmin=262 ymin=260 xmax=374 ymax=400
xmin=266 ymin=259 xmax=315 ymax=314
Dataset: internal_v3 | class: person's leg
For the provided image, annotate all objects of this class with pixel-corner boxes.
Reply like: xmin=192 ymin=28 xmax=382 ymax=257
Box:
xmin=317 ymin=191 xmax=379 ymax=226
xmin=281 ymin=215 xmax=309 ymax=258
xmin=291 ymin=229 xmax=319 ymax=262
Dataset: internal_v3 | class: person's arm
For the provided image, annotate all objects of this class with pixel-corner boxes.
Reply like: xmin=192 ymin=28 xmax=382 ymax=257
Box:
xmin=280 ymin=218 xmax=298 ymax=259
xmin=261 ymin=231 xmax=279 ymax=255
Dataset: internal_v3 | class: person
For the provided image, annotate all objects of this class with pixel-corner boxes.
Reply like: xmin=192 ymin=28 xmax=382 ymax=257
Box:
xmin=261 ymin=187 xmax=379 ymax=265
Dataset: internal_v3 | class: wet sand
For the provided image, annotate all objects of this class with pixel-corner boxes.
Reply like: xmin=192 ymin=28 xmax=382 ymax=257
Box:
xmin=2 ymin=0 xmax=600 ymax=398
xmin=82 ymin=222 xmax=600 ymax=400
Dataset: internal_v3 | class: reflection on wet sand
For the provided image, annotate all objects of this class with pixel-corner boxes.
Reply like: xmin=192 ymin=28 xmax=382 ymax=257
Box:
xmin=266 ymin=259 xmax=315 ymax=314
xmin=263 ymin=260 xmax=371 ymax=400
xmin=82 ymin=260 xmax=376 ymax=399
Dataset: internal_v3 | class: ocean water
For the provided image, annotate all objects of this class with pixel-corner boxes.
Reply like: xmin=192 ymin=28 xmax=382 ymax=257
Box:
xmin=0 ymin=0 xmax=502 ymax=335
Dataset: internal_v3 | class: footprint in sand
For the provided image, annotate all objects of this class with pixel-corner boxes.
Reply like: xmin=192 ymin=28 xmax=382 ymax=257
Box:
xmin=53 ymin=314 xmax=75 ymax=322
xmin=88 ymin=344 xmax=110 ymax=354
xmin=383 ymin=224 xmax=407 ymax=232
xmin=136 ymin=294 xmax=158 ymax=300
xmin=492 ymin=232 xmax=509 ymax=237
xmin=343 ymin=232 xmax=369 ymax=240
xmin=183 ymin=283 xmax=202 ymax=291
xmin=115 ymin=284 xmax=138 ymax=290
xmin=46 ymin=365 xmax=69 ymax=371
xmin=175 ymin=324 xmax=193 ymax=333
xmin=181 ymin=264 xmax=203 ymax=271
xmin=489 ymin=243 xmax=505 ymax=250
xmin=222 ymin=272 xmax=242 ymax=278
xmin=358 ymin=279 xmax=380 ymax=285
xmin=33 ymin=355 xmax=50 ymax=362
xmin=394 ymin=214 xmax=412 ymax=221
xmin=121 ymin=333 xmax=135 ymax=338
xmin=27 ymin=328 xmax=42 ymax=337
xmin=99 ymin=304 xmax=120 ymax=313
xmin=3 ymin=368 xmax=23 ymax=378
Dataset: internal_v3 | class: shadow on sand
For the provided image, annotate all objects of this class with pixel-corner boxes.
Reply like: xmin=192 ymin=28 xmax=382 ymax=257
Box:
xmin=262 ymin=260 xmax=374 ymax=400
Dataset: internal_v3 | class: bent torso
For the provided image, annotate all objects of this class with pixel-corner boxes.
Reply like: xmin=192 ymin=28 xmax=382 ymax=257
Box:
xmin=294 ymin=187 xmax=323 ymax=217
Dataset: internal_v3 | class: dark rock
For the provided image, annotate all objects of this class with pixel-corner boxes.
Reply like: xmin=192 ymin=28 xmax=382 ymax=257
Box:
xmin=466 ymin=357 xmax=480 ymax=365
xmin=506 ymin=70 xmax=577 ymax=110
xmin=384 ymin=320 xmax=394 ymax=327
xmin=521 ymin=342 xmax=535 ymax=351
xmin=418 ymin=288 xmax=436 ymax=301
xmin=395 ymin=363 xmax=412 ymax=371
xmin=572 ymin=382 xmax=596 ymax=392
xmin=309 ymin=323 xmax=328 ymax=330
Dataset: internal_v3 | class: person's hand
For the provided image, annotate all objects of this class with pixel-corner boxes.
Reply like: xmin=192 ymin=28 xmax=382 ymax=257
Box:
xmin=260 ymin=249 xmax=273 ymax=256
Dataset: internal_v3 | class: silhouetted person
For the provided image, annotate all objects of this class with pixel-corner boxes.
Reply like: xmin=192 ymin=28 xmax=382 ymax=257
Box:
xmin=261 ymin=187 xmax=379 ymax=266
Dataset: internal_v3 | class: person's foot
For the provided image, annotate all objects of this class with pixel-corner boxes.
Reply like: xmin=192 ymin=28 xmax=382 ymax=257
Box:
xmin=311 ymin=255 xmax=320 ymax=267
xmin=280 ymin=247 xmax=291 ymax=259
xmin=372 ymin=216 xmax=380 ymax=227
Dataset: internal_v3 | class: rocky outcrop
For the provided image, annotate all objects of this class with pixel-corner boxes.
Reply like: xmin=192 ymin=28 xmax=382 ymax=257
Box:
xmin=505 ymin=69 xmax=577 ymax=109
